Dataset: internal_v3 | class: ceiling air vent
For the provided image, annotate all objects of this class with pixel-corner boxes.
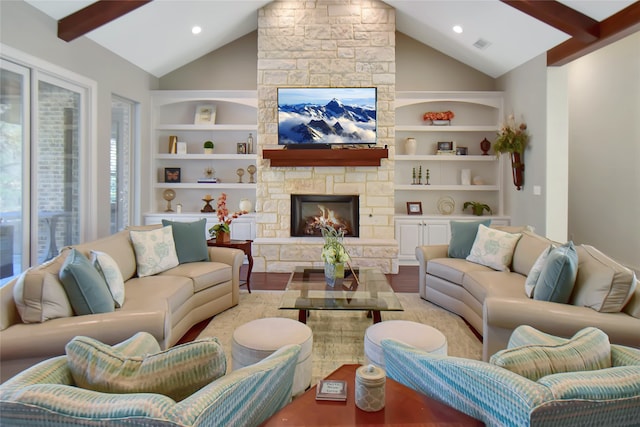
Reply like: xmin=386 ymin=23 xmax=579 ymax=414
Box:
xmin=473 ymin=38 xmax=491 ymax=50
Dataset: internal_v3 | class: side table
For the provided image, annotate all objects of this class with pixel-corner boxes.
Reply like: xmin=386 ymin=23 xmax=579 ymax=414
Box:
xmin=259 ymin=364 xmax=482 ymax=426
xmin=207 ymin=239 xmax=253 ymax=293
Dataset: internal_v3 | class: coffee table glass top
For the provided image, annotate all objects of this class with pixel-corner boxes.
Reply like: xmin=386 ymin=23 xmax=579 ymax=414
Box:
xmin=279 ymin=266 xmax=403 ymax=312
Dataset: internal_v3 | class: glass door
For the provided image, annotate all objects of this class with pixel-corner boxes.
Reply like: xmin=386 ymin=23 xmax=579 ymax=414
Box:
xmin=0 ymin=60 xmax=29 ymax=281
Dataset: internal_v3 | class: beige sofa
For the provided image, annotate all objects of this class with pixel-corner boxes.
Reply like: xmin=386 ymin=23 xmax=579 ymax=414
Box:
xmin=417 ymin=229 xmax=640 ymax=361
xmin=0 ymin=226 xmax=244 ymax=382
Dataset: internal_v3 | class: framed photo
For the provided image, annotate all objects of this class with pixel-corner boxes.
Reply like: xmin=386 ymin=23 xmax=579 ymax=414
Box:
xmin=237 ymin=142 xmax=247 ymax=154
xmin=456 ymin=146 xmax=468 ymax=155
xmin=437 ymin=141 xmax=453 ymax=151
xmin=194 ymin=104 xmax=216 ymax=124
xmin=164 ymin=167 xmax=181 ymax=183
xmin=406 ymin=202 xmax=423 ymax=215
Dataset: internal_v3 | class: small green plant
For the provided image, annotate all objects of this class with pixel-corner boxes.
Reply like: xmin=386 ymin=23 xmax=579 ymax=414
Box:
xmin=463 ymin=201 xmax=492 ymax=216
xmin=203 ymin=140 xmax=214 ymax=149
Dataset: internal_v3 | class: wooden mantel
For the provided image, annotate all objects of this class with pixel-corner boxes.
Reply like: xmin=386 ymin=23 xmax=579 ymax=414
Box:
xmin=262 ymin=148 xmax=388 ymax=167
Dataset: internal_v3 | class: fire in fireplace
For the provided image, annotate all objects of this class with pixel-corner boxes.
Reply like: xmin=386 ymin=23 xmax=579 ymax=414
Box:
xmin=291 ymin=195 xmax=359 ymax=237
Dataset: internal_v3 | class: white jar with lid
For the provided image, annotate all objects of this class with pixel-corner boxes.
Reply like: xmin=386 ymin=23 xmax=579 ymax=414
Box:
xmin=355 ymin=364 xmax=385 ymax=412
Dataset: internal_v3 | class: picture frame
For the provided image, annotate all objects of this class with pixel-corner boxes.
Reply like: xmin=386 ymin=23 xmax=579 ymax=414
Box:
xmin=406 ymin=201 xmax=423 ymax=215
xmin=164 ymin=167 xmax=181 ymax=183
xmin=456 ymin=146 xmax=468 ymax=155
xmin=194 ymin=104 xmax=216 ymax=124
xmin=237 ymin=142 xmax=247 ymax=154
xmin=437 ymin=141 xmax=453 ymax=151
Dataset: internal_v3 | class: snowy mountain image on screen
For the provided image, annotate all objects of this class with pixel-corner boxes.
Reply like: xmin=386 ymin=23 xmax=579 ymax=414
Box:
xmin=278 ymin=88 xmax=376 ymax=145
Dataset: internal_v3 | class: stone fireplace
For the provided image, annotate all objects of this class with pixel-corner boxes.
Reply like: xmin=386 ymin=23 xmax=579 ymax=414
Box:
xmin=251 ymin=0 xmax=398 ymax=273
xmin=291 ymin=194 xmax=359 ymax=237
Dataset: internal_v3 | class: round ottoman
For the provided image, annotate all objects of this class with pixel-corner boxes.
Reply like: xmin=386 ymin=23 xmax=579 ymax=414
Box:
xmin=364 ymin=320 xmax=447 ymax=369
xmin=232 ymin=317 xmax=313 ymax=396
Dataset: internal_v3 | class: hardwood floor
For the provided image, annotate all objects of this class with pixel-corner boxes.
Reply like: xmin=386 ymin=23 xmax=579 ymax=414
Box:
xmin=177 ymin=265 xmax=420 ymax=344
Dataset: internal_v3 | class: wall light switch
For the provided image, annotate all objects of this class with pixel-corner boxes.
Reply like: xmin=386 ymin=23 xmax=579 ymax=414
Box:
xmin=533 ymin=185 xmax=542 ymax=196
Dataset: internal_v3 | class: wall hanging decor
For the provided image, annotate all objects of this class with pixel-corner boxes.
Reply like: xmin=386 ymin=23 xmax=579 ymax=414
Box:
xmin=493 ymin=115 xmax=530 ymax=190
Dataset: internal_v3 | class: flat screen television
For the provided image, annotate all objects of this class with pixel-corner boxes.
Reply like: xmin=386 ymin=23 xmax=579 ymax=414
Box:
xmin=278 ymin=87 xmax=377 ymax=146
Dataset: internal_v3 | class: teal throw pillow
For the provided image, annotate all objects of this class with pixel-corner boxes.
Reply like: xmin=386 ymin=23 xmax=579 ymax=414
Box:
xmin=59 ymin=249 xmax=115 ymax=315
xmin=533 ymin=241 xmax=578 ymax=303
xmin=448 ymin=220 xmax=491 ymax=259
xmin=162 ymin=218 xmax=209 ymax=264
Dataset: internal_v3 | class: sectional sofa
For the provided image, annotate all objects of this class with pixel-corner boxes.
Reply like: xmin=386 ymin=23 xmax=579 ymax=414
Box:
xmin=0 ymin=224 xmax=244 ymax=382
xmin=417 ymin=225 xmax=640 ymax=360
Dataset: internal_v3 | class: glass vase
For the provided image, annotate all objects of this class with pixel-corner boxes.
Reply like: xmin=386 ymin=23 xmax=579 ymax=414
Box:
xmin=324 ymin=262 xmax=344 ymax=287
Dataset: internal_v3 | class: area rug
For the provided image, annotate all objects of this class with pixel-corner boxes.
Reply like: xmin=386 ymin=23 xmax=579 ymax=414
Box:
xmin=198 ymin=291 xmax=482 ymax=385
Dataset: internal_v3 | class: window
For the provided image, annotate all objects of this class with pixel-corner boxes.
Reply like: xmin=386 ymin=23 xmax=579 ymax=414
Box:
xmin=1 ymin=51 xmax=95 ymax=284
xmin=110 ymin=95 xmax=136 ymax=233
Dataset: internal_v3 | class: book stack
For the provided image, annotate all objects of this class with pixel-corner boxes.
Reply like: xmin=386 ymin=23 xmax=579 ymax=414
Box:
xmin=315 ymin=379 xmax=347 ymax=401
xmin=197 ymin=178 xmax=218 ymax=183
xmin=436 ymin=150 xmax=456 ymax=155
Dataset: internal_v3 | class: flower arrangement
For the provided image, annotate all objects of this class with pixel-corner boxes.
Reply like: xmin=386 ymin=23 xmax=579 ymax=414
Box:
xmin=320 ymin=225 xmax=350 ymax=265
xmin=208 ymin=193 xmax=245 ymax=237
xmin=423 ymin=110 xmax=455 ymax=122
xmin=493 ymin=115 xmax=530 ymax=155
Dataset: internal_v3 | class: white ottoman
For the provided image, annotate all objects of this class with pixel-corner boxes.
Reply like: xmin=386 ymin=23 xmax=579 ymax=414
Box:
xmin=364 ymin=320 xmax=447 ymax=369
xmin=232 ymin=317 xmax=313 ymax=396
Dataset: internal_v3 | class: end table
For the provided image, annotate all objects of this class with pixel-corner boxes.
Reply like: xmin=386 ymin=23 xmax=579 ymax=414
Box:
xmin=207 ymin=239 xmax=253 ymax=293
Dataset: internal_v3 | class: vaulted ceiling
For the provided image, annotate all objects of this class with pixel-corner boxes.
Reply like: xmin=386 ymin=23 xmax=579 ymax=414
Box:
xmin=25 ymin=0 xmax=640 ymax=78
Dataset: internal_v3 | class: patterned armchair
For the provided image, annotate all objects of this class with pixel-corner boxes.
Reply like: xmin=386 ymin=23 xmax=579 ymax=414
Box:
xmin=382 ymin=326 xmax=640 ymax=427
xmin=0 ymin=332 xmax=300 ymax=427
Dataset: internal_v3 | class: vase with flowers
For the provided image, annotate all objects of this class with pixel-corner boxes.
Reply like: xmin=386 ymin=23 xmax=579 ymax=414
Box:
xmin=320 ymin=225 xmax=350 ymax=287
xmin=493 ymin=115 xmax=530 ymax=190
xmin=423 ymin=110 xmax=454 ymax=125
xmin=208 ymin=193 xmax=245 ymax=243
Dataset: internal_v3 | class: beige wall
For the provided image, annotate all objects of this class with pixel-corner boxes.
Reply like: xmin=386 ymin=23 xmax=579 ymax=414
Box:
xmin=395 ymin=32 xmax=495 ymax=92
xmin=567 ymin=32 xmax=640 ymax=272
xmin=159 ymin=31 xmax=258 ymax=90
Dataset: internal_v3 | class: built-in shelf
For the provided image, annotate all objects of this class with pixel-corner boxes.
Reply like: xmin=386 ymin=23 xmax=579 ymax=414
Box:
xmin=395 ymin=184 xmax=499 ymax=191
xmin=395 ymin=155 xmax=496 ymax=161
xmin=154 ymin=183 xmax=256 ymax=189
xmin=263 ymin=148 xmax=389 ymax=167
xmin=156 ymin=154 xmax=258 ymax=160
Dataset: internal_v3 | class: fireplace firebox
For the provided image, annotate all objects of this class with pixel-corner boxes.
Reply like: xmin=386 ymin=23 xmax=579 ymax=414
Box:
xmin=291 ymin=195 xmax=359 ymax=237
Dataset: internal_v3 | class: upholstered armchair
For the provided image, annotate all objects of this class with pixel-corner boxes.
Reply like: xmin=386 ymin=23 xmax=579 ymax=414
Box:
xmin=382 ymin=326 xmax=640 ymax=427
xmin=0 ymin=332 xmax=300 ymax=426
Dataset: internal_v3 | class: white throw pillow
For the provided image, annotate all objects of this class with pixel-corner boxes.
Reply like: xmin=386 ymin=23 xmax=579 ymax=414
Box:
xmin=129 ymin=226 xmax=179 ymax=277
xmin=91 ymin=250 xmax=125 ymax=308
xmin=466 ymin=224 xmax=522 ymax=272
xmin=524 ymin=245 xmax=554 ymax=298
xmin=13 ymin=270 xmax=74 ymax=323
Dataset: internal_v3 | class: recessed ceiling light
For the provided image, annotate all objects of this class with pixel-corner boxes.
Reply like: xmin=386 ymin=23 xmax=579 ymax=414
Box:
xmin=453 ymin=25 xmax=463 ymax=34
xmin=192 ymin=26 xmax=202 ymax=35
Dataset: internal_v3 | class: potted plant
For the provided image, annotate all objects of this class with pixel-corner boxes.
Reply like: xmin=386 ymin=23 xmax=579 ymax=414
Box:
xmin=203 ymin=140 xmax=214 ymax=154
xmin=493 ymin=115 xmax=530 ymax=190
xmin=320 ymin=224 xmax=350 ymax=287
xmin=208 ymin=192 xmax=244 ymax=243
xmin=463 ymin=201 xmax=492 ymax=216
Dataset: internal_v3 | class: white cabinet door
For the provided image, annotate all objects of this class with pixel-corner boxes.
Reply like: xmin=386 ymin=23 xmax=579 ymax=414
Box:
xmin=230 ymin=216 xmax=256 ymax=240
xmin=424 ymin=221 xmax=450 ymax=245
xmin=395 ymin=219 xmax=424 ymax=261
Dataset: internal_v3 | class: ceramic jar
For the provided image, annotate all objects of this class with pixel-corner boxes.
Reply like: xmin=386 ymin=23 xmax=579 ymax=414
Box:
xmin=355 ymin=364 xmax=386 ymax=412
xmin=404 ymin=137 xmax=417 ymax=155
xmin=239 ymin=198 xmax=252 ymax=213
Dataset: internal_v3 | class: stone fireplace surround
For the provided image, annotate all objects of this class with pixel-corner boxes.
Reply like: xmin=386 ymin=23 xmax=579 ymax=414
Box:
xmin=251 ymin=0 xmax=398 ymax=274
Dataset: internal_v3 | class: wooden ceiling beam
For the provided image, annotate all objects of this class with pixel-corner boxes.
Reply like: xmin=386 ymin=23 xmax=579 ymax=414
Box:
xmin=501 ymin=0 xmax=600 ymax=43
xmin=547 ymin=2 xmax=640 ymax=66
xmin=58 ymin=0 xmax=152 ymax=42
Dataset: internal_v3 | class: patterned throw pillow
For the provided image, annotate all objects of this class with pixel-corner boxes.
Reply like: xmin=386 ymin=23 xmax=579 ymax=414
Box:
xmin=129 ymin=226 xmax=179 ymax=277
xmin=466 ymin=224 xmax=522 ymax=272
xmin=91 ymin=250 xmax=125 ymax=308
xmin=490 ymin=327 xmax=612 ymax=381
xmin=65 ymin=335 xmax=227 ymax=401
xmin=524 ymin=245 xmax=554 ymax=298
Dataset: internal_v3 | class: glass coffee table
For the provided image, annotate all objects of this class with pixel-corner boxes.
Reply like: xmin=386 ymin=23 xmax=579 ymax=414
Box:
xmin=279 ymin=266 xmax=403 ymax=323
